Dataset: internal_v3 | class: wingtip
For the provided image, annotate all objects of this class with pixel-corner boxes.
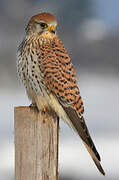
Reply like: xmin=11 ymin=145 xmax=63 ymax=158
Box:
xmin=98 ymin=163 xmax=105 ymax=176
xmin=92 ymin=153 xmax=106 ymax=176
xmin=83 ymin=142 xmax=105 ymax=176
xmin=101 ymin=168 xmax=106 ymax=176
xmin=103 ymin=172 xmax=106 ymax=176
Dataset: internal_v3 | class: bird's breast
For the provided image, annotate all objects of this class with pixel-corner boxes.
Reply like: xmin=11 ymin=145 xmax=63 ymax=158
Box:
xmin=17 ymin=41 xmax=46 ymax=97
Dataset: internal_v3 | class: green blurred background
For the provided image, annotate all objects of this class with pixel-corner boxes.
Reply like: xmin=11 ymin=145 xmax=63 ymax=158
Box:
xmin=0 ymin=0 xmax=119 ymax=179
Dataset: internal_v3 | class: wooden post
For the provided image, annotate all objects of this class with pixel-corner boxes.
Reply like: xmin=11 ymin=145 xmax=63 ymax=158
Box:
xmin=14 ymin=106 xmax=59 ymax=180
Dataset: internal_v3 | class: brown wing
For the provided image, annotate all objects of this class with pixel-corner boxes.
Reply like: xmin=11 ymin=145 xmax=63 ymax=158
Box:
xmin=41 ymin=36 xmax=105 ymax=175
xmin=42 ymin=37 xmax=84 ymax=114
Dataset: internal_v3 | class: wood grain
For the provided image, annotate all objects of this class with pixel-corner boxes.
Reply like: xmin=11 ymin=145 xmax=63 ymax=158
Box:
xmin=14 ymin=106 xmax=59 ymax=180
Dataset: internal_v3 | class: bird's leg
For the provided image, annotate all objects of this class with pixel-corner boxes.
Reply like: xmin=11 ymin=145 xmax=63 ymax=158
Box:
xmin=41 ymin=105 xmax=58 ymax=122
xmin=42 ymin=105 xmax=47 ymax=114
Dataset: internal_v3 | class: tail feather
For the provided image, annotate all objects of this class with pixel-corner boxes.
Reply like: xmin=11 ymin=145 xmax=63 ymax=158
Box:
xmin=62 ymin=105 xmax=105 ymax=175
xmin=83 ymin=142 xmax=105 ymax=175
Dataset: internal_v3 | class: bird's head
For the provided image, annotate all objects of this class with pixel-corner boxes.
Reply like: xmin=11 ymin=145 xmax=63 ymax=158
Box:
xmin=26 ymin=13 xmax=57 ymax=37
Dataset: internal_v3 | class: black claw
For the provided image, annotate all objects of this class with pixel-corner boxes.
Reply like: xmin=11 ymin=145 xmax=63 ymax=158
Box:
xmin=41 ymin=109 xmax=46 ymax=115
xmin=29 ymin=103 xmax=39 ymax=112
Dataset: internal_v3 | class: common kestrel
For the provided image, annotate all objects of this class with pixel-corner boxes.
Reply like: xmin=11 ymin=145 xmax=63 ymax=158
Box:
xmin=17 ymin=12 xmax=105 ymax=175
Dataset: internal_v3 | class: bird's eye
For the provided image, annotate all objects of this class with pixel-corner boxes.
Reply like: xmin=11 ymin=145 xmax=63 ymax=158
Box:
xmin=40 ymin=23 xmax=48 ymax=29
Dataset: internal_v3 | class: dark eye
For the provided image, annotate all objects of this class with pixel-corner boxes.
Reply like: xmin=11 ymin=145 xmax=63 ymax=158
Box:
xmin=40 ymin=23 xmax=48 ymax=29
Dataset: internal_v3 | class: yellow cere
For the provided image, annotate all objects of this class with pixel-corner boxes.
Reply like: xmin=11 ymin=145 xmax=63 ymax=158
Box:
xmin=48 ymin=25 xmax=56 ymax=31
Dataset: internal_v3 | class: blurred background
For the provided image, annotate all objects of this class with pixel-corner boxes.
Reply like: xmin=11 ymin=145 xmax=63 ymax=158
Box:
xmin=0 ymin=0 xmax=119 ymax=179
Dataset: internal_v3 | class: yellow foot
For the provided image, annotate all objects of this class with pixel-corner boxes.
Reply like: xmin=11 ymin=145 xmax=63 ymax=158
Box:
xmin=42 ymin=106 xmax=47 ymax=114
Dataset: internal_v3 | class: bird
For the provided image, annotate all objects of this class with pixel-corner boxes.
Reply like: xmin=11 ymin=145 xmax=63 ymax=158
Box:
xmin=17 ymin=12 xmax=105 ymax=176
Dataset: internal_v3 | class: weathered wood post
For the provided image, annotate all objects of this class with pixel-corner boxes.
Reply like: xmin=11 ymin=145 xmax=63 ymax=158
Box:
xmin=14 ymin=106 xmax=59 ymax=180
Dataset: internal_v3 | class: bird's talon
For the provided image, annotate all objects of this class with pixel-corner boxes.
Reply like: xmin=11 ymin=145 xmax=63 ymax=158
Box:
xmin=29 ymin=103 xmax=38 ymax=111
xmin=42 ymin=106 xmax=47 ymax=114
xmin=29 ymin=103 xmax=36 ymax=107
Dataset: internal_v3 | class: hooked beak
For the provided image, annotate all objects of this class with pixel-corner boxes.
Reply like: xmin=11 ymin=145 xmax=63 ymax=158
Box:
xmin=48 ymin=25 xmax=56 ymax=33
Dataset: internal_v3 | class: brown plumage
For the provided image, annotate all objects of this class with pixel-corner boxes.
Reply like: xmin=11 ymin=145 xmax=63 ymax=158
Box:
xmin=17 ymin=12 xmax=105 ymax=175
